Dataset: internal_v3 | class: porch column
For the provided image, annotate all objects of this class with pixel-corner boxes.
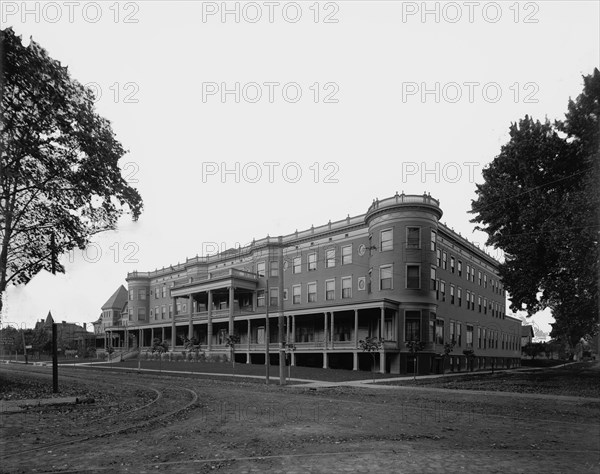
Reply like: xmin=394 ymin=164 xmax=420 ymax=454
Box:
xmin=228 ymin=286 xmax=235 ymax=335
xmin=188 ymin=294 xmax=194 ymax=339
xmin=161 ymin=327 xmax=165 ymax=342
xmin=171 ymin=296 xmax=177 ymax=349
xmin=292 ymin=315 xmax=296 ymax=344
xmin=139 ymin=329 xmax=142 ymax=348
xmin=151 ymin=327 xmax=154 ymax=345
xmin=246 ymin=319 xmax=251 ymax=363
xmin=354 ymin=309 xmax=359 ymax=349
xmin=380 ymin=307 xmax=386 ymax=373
xmin=323 ymin=351 xmax=328 ymax=369
xmin=207 ymin=290 xmax=213 ymax=351
xmin=330 ymin=311 xmax=335 ymax=349
xmin=323 ymin=312 xmax=328 ymax=350
xmin=291 ymin=315 xmax=296 ymax=366
xmin=353 ymin=352 xmax=358 ymax=370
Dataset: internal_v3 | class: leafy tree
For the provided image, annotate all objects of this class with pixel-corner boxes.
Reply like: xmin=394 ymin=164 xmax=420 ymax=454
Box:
xmin=522 ymin=342 xmax=546 ymax=359
xmin=471 ymin=69 xmax=599 ymax=349
xmin=151 ymin=338 xmax=168 ymax=353
xmin=405 ymin=340 xmax=425 ymax=380
xmin=463 ymin=349 xmax=476 ymax=372
xmin=360 ymin=336 xmax=384 ymax=381
xmin=441 ymin=341 xmax=456 ymax=375
xmin=225 ymin=334 xmax=240 ymax=373
xmin=0 ymin=28 xmax=143 ymax=310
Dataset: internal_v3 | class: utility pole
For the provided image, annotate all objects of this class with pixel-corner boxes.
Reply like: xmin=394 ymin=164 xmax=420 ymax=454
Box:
xmin=278 ymin=244 xmax=285 ymax=385
xmin=49 ymin=311 xmax=58 ymax=393
xmin=265 ymin=279 xmax=270 ymax=385
xmin=21 ymin=329 xmax=27 ymax=364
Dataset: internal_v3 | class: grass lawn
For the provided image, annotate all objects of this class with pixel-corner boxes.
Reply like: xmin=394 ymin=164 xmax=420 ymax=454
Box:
xmin=382 ymin=361 xmax=600 ymax=398
xmin=85 ymin=358 xmax=395 ymax=382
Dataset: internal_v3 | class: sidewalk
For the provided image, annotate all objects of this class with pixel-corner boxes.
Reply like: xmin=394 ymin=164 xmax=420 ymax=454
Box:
xmin=0 ymin=396 xmax=82 ymax=414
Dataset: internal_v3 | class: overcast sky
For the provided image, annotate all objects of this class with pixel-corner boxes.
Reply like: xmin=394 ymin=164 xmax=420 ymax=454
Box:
xmin=2 ymin=1 xmax=598 ymax=335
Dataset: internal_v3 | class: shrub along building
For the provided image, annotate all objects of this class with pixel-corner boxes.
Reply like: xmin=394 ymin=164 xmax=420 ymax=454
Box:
xmin=100 ymin=193 xmax=522 ymax=374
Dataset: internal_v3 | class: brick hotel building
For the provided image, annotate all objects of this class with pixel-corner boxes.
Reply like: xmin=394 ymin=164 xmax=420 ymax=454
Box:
xmin=97 ymin=193 xmax=522 ymax=374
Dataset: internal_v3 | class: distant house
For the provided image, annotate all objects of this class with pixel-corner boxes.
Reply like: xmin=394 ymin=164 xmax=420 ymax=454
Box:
xmin=34 ymin=312 xmax=95 ymax=355
xmin=93 ymin=285 xmax=130 ymax=349
xmin=521 ymin=325 xmax=535 ymax=347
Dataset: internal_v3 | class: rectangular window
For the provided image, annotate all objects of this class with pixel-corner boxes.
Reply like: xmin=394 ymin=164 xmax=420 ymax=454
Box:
xmin=458 ymin=287 xmax=462 ymax=307
xmin=163 ymin=306 xmax=167 ymax=319
xmin=342 ymin=245 xmax=352 ymax=265
xmin=380 ymin=265 xmax=393 ymax=290
xmin=477 ymin=327 xmax=482 ymax=349
xmin=430 ymin=230 xmax=436 ymax=251
xmin=293 ymin=257 xmax=301 ymax=274
xmin=270 ymin=261 xmax=279 ymax=277
xmin=436 ymin=279 xmax=440 ymax=300
xmin=138 ymin=289 xmax=146 ymax=300
xmin=478 ymin=296 xmax=482 ymax=313
xmin=325 ymin=279 xmax=335 ymax=300
xmin=292 ymin=285 xmax=301 ymax=304
xmin=484 ymin=274 xmax=487 ymax=288
xmin=381 ymin=229 xmax=393 ymax=251
xmin=478 ymin=271 xmax=482 ymax=286
xmin=471 ymin=267 xmax=475 ymax=282
xmin=466 ymin=290 xmax=470 ymax=309
xmin=162 ymin=286 xmax=167 ymax=298
xmin=308 ymin=282 xmax=317 ymax=302
xmin=326 ymin=248 xmax=336 ymax=268
xmin=450 ymin=256 xmax=455 ymax=273
xmin=450 ymin=285 xmax=455 ymax=304
xmin=458 ymin=260 xmax=462 ymax=277
xmin=457 ymin=322 xmax=462 ymax=346
xmin=154 ymin=288 xmax=159 ymax=299
xmin=341 ymin=245 xmax=352 ymax=264
xmin=405 ymin=311 xmax=421 ymax=341
xmin=450 ymin=321 xmax=455 ymax=343
xmin=471 ymin=293 xmax=476 ymax=310
xmin=385 ymin=317 xmax=394 ymax=341
xmin=154 ymin=306 xmax=159 ymax=320
xmin=257 ymin=290 xmax=265 ymax=307
xmin=283 ymin=289 xmax=288 ymax=301
xmin=176 ymin=302 xmax=181 ymax=313
xmin=308 ymin=253 xmax=317 ymax=271
xmin=483 ymin=328 xmax=487 ymax=349
xmin=342 ymin=277 xmax=352 ymax=298
xmin=435 ymin=319 xmax=444 ymax=345
xmin=430 ymin=267 xmax=436 ymax=291
xmin=137 ymin=308 xmax=146 ymax=320
xmin=257 ymin=262 xmax=266 ymax=277
xmin=484 ymin=297 xmax=487 ymax=314
xmin=407 ymin=227 xmax=420 ymax=248
xmin=442 ymin=251 xmax=447 ymax=270
xmin=466 ymin=264 xmax=471 ymax=280
xmin=466 ymin=325 xmax=473 ymax=348
xmin=129 ymin=289 xmax=134 ymax=300
xmin=406 ymin=265 xmax=420 ymax=289
xmin=269 ymin=288 xmax=279 ymax=306
xmin=436 ymin=249 xmax=441 ymax=267
xmin=440 ymin=281 xmax=446 ymax=302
